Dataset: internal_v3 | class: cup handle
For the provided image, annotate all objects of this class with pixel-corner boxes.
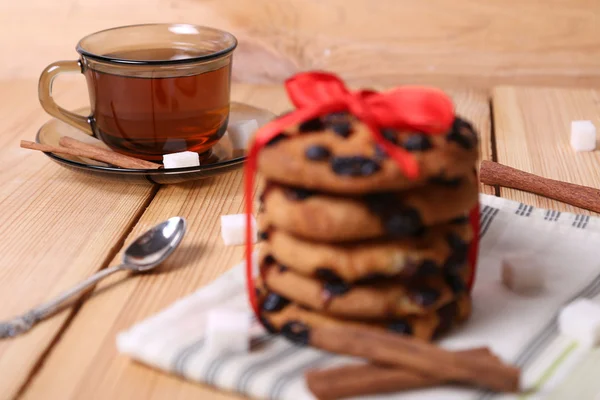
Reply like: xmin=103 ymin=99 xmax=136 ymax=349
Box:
xmin=38 ymin=60 xmax=93 ymax=135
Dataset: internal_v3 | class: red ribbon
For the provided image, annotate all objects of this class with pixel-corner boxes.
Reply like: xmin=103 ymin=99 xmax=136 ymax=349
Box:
xmin=244 ymin=71 xmax=467 ymax=318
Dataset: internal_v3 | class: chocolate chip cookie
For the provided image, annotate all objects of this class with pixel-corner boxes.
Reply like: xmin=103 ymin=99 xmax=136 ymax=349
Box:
xmin=260 ymin=222 xmax=473 ymax=283
xmin=260 ymin=257 xmax=468 ymax=319
xmin=257 ymin=284 xmax=472 ymax=343
xmin=260 ymin=173 xmax=478 ymax=242
xmin=256 ymin=114 xmax=479 ymax=195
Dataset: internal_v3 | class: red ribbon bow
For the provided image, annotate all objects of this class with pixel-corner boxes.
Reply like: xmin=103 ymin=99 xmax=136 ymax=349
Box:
xmin=244 ymin=71 xmax=476 ymax=318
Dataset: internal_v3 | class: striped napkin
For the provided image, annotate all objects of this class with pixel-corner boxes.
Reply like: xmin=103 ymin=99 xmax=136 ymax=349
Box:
xmin=117 ymin=194 xmax=600 ymax=400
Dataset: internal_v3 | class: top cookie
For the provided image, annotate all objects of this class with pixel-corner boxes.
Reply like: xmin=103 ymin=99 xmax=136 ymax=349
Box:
xmin=256 ymin=113 xmax=479 ymax=194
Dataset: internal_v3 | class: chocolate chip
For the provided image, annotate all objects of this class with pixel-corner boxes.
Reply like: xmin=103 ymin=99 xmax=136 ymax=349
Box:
xmin=428 ymin=175 xmax=463 ymax=187
xmin=381 ymin=128 xmax=399 ymax=145
xmin=453 ymin=116 xmax=474 ymax=131
xmin=447 ymin=117 xmax=477 ymax=149
xmin=262 ymin=293 xmax=291 ymax=312
xmin=444 ymin=233 xmax=469 ymax=269
xmin=323 ymin=112 xmax=353 ymax=138
xmin=417 ymin=259 xmax=439 ymax=276
xmin=266 ymin=134 xmax=286 ymax=147
xmin=278 ymin=264 xmax=289 ymax=273
xmin=281 ymin=321 xmax=311 ymax=345
xmin=364 ymin=195 xmax=424 ymax=237
xmin=433 ymin=302 xmax=458 ymax=338
xmin=385 ymin=209 xmax=424 ymax=237
xmin=364 ymin=193 xmax=389 ymax=214
xmin=259 ymin=316 xmax=278 ymax=334
xmin=447 ymin=131 xmax=474 ymax=150
xmin=330 ymin=156 xmax=381 ymax=177
xmin=283 ymin=187 xmax=314 ymax=200
xmin=447 ymin=232 xmax=468 ymax=252
xmin=411 ymin=287 xmax=440 ymax=306
xmin=444 ymin=233 xmax=469 ymax=272
xmin=444 ymin=255 xmax=467 ymax=274
xmin=388 ymin=319 xmax=413 ymax=335
xmin=373 ymin=144 xmax=388 ymax=160
xmin=264 ymin=255 xmax=276 ymax=265
xmin=450 ymin=215 xmax=470 ymax=225
xmin=299 ymin=118 xmax=324 ymax=132
xmin=323 ymin=280 xmax=350 ymax=297
xmin=305 ymin=145 xmax=331 ymax=161
xmin=402 ymin=134 xmax=433 ymax=151
xmin=258 ymin=231 xmax=269 ymax=241
xmin=445 ymin=273 xmax=466 ymax=294
xmin=315 ymin=268 xmax=342 ymax=282
xmin=360 ymin=160 xmax=380 ymax=176
xmin=331 ymin=121 xmax=352 ymax=138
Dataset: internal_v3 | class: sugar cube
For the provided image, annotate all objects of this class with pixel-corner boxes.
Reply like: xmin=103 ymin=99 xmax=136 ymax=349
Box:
xmin=227 ymin=119 xmax=259 ymax=150
xmin=162 ymin=151 xmax=200 ymax=169
xmin=501 ymin=255 xmax=545 ymax=294
xmin=558 ymin=298 xmax=600 ymax=347
xmin=570 ymin=120 xmax=596 ymax=152
xmin=220 ymin=214 xmax=257 ymax=246
xmin=205 ymin=309 xmax=251 ymax=354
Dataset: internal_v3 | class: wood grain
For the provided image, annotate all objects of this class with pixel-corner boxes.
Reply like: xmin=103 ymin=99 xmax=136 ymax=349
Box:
xmin=0 ymin=79 xmax=156 ymax=400
xmin=3 ymin=0 xmax=600 ymax=88
xmin=20 ymin=85 xmax=489 ymax=399
xmin=492 ymin=86 xmax=600 ymax=215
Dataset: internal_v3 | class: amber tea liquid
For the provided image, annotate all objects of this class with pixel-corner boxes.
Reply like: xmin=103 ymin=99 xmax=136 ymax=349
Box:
xmin=85 ymin=48 xmax=231 ymax=161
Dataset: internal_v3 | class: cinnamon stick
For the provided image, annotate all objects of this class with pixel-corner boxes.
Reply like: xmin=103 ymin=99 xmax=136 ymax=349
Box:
xmin=307 ymin=364 xmax=441 ymax=400
xmin=480 ymin=160 xmax=600 ymax=213
xmin=59 ymin=137 xmax=160 ymax=169
xmin=310 ymin=326 xmax=520 ymax=393
xmin=20 ymin=140 xmax=160 ymax=170
xmin=305 ymin=348 xmax=499 ymax=400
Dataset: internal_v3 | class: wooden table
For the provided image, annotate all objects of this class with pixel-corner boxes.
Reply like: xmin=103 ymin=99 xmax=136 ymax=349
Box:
xmin=2 ymin=78 xmax=600 ymax=400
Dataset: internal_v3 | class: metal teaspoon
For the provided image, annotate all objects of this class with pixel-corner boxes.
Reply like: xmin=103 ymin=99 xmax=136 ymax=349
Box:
xmin=0 ymin=216 xmax=187 ymax=338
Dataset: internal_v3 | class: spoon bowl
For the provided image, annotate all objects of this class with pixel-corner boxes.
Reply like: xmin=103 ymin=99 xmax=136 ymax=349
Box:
xmin=123 ymin=217 xmax=187 ymax=271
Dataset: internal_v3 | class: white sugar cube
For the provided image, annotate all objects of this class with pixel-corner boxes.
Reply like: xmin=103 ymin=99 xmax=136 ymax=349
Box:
xmin=220 ymin=214 xmax=257 ymax=246
xmin=162 ymin=151 xmax=200 ymax=169
xmin=501 ymin=255 xmax=545 ymax=294
xmin=570 ymin=120 xmax=596 ymax=152
xmin=227 ymin=119 xmax=259 ymax=150
xmin=558 ymin=298 xmax=600 ymax=347
xmin=205 ymin=309 xmax=251 ymax=354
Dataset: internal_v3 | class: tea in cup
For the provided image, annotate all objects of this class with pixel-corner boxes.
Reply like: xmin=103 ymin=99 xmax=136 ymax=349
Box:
xmin=39 ymin=24 xmax=237 ymax=162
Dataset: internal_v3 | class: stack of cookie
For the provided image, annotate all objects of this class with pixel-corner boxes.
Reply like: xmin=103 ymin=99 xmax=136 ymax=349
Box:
xmin=254 ymin=111 xmax=479 ymax=343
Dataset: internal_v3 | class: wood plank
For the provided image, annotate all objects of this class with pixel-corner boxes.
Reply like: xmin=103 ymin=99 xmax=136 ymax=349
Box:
xmin=2 ymin=0 xmax=600 ymax=89
xmin=0 ymin=79 xmax=157 ymax=399
xmin=492 ymin=86 xmax=600 ymax=214
xmin=452 ymin=90 xmax=495 ymax=195
xmin=21 ymin=85 xmax=489 ymax=399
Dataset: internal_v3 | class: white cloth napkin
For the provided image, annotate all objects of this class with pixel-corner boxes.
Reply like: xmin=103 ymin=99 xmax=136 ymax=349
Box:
xmin=117 ymin=194 xmax=600 ymax=400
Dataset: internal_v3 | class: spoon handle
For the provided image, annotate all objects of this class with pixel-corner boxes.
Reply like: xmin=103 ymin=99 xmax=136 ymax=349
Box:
xmin=0 ymin=264 xmax=124 ymax=338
